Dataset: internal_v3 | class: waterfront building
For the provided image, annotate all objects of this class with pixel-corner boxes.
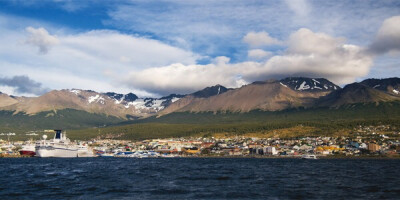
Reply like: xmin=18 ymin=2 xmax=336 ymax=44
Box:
xmin=368 ymin=143 xmax=381 ymax=152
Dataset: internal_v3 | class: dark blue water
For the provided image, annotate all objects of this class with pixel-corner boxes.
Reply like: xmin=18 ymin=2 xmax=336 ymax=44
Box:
xmin=0 ymin=158 xmax=399 ymax=199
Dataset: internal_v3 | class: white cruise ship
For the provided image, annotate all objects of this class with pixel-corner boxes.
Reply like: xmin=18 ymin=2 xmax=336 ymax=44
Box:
xmin=36 ymin=130 xmax=93 ymax=158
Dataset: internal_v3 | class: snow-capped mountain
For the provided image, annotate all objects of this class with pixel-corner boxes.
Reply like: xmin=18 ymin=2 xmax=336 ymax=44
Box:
xmin=3 ymin=77 xmax=400 ymax=120
xmin=157 ymin=85 xmax=231 ymax=115
xmin=0 ymin=89 xmax=185 ymax=119
xmin=360 ymin=78 xmax=400 ymax=96
xmin=68 ymin=89 xmax=184 ymax=113
xmin=191 ymin=85 xmax=230 ymax=98
xmin=159 ymin=80 xmax=331 ymax=115
xmin=103 ymin=92 xmax=184 ymax=111
xmin=317 ymin=82 xmax=400 ymax=107
xmin=280 ymin=77 xmax=340 ymax=92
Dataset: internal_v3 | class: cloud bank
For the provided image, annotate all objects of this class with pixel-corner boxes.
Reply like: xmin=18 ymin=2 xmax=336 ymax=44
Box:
xmin=0 ymin=75 xmax=50 ymax=95
xmin=1 ymin=7 xmax=399 ymax=97
xmin=368 ymin=16 xmax=400 ymax=55
xmin=123 ymin=15 xmax=400 ymax=96
xmin=125 ymin=28 xmax=373 ymax=95
xmin=0 ymin=15 xmax=199 ymax=96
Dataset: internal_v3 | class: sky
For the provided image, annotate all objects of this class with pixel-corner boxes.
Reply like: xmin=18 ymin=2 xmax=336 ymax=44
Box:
xmin=0 ymin=0 xmax=399 ymax=97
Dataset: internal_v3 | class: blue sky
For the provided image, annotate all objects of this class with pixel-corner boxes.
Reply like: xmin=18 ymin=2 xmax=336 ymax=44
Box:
xmin=0 ymin=0 xmax=399 ymax=97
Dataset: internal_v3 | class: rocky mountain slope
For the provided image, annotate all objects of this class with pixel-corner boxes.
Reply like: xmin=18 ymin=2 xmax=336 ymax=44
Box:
xmin=159 ymin=77 xmax=338 ymax=115
xmin=0 ymin=92 xmax=18 ymax=107
xmin=280 ymin=77 xmax=340 ymax=92
xmin=360 ymin=78 xmax=400 ymax=96
xmin=1 ymin=77 xmax=400 ymax=120
xmin=317 ymin=78 xmax=400 ymax=107
xmin=192 ymin=85 xmax=231 ymax=98
xmin=0 ymin=89 xmax=184 ymax=118
xmin=159 ymin=85 xmax=231 ymax=115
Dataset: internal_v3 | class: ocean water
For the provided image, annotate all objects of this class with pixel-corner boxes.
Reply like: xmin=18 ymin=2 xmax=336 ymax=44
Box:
xmin=0 ymin=158 xmax=399 ymax=199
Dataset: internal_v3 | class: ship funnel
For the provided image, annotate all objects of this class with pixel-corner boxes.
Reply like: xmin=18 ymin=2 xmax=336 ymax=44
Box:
xmin=55 ymin=130 xmax=62 ymax=139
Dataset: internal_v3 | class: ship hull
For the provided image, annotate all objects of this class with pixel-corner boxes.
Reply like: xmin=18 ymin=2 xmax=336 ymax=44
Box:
xmin=19 ymin=150 xmax=36 ymax=156
xmin=36 ymin=147 xmax=78 ymax=158
xmin=77 ymin=149 xmax=95 ymax=157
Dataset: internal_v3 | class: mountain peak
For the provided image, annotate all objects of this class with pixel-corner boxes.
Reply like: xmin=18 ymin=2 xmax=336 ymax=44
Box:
xmin=360 ymin=77 xmax=400 ymax=95
xmin=160 ymin=94 xmax=186 ymax=100
xmin=317 ymin=82 xmax=400 ymax=107
xmin=192 ymin=85 xmax=229 ymax=98
xmin=280 ymin=77 xmax=339 ymax=92
xmin=123 ymin=93 xmax=139 ymax=102
xmin=104 ymin=92 xmax=124 ymax=101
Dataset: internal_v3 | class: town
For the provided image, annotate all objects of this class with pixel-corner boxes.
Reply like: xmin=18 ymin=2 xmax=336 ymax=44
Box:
xmin=1 ymin=125 xmax=400 ymax=158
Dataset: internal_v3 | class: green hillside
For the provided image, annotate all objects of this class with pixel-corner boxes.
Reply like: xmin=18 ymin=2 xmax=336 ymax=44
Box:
xmin=2 ymin=102 xmax=400 ymax=141
xmin=127 ymin=101 xmax=400 ymax=124
xmin=0 ymin=109 xmax=124 ymax=140
xmin=67 ymin=101 xmax=400 ymax=140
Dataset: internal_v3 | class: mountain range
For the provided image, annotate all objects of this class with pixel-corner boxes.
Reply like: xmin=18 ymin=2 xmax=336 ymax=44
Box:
xmin=1 ymin=77 xmax=400 ymax=120
xmin=2 ymin=76 xmax=400 ymax=139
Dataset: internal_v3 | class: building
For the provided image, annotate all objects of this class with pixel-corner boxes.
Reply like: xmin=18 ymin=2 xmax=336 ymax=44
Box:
xmin=264 ymin=146 xmax=278 ymax=155
xmin=368 ymin=143 xmax=381 ymax=152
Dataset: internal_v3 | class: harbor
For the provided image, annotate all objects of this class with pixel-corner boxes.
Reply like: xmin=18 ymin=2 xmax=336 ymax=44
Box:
xmin=1 ymin=125 xmax=400 ymax=159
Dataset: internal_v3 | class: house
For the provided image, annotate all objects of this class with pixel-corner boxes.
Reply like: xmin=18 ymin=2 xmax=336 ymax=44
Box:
xmin=264 ymin=146 xmax=278 ymax=155
xmin=359 ymin=143 xmax=368 ymax=149
xmin=368 ymin=143 xmax=381 ymax=152
xmin=228 ymin=147 xmax=242 ymax=156
xmin=201 ymin=142 xmax=214 ymax=149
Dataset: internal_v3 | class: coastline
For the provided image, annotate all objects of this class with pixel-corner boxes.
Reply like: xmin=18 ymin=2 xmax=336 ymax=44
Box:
xmin=194 ymin=155 xmax=400 ymax=159
xmin=2 ymin=154 xmax=399 ymax=159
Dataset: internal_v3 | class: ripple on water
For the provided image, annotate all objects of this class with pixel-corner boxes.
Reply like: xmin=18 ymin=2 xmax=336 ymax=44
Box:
xmin=0 ymin=158 xmax=399 ymax=199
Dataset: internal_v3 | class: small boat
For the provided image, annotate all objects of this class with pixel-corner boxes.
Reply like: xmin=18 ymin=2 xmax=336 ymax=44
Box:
xmin=98 ymin=153 xmax=115 ymax=157
xmin=160 ymin=153 xmax=180 ymax=158
xmin=302 ymin=154 xmax=318 ymax=159
xmin=19 ymin=143 xmax=36 ymax=156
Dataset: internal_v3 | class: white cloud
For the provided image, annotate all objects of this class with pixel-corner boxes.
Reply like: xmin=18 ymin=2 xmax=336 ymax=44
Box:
xmin=125 ymin=28 xmax=373 ymax=95
xmin=124 ymin=62 xmax=250 ymax=95
xmin=284 ymin=0 xmax=311 ymax=17
xmin=0 ymin=15 xmax=199 ymax=96
xmin=1 ymin=11 xmax=399 ymax=97
xmin=243 ymin=31 xmax=282 ymax=47
xmin=287 ymin=28 xmax=345 ymax=55
xmin=246 ymin=28 xmax=373 ymax=84
xmin=59 ymin=30 xmax=199 ymax=68
xmin=25 ymin=26 xmax=59 ymax=54
xmin=248 ymin=49 xmax=272 ymax=59
xmin=212 ymin=56 xmax=230 ymax=65
xmin=107 ymin=1 xmax=400 ymax=63
xmin=368 ymin=15 xmax=400 ymax=55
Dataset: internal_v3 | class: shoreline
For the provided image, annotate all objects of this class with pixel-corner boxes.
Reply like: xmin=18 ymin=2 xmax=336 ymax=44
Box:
xmin=194 ymin=155 xmax=400 ymax=159
xmin=2 ymin=154 xmax=399 ymax=159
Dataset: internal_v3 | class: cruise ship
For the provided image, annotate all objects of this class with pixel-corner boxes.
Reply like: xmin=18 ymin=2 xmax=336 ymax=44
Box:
xmin=35 ymin=130 xmax=94 ymax=157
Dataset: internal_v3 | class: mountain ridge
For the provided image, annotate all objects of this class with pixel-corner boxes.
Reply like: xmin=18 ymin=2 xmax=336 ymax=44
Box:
xmin=1 ymin=77 xmax=400 ymax=119
xmin=279 ymin=77 xmax=340 ymax=92
xmin=158 ymin=77 xmax=340 ymax=115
